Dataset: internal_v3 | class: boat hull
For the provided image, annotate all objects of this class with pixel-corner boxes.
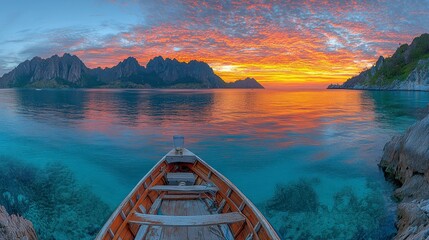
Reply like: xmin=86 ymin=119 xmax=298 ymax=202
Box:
xmin=96 ymin=149 xmax=280 ymax=240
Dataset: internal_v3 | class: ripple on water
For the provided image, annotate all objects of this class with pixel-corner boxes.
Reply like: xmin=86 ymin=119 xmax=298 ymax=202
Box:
xmin=1 ymin=89 xmax=428 ymax=239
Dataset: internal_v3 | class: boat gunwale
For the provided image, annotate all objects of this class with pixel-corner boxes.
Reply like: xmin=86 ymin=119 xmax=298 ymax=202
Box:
xmin=95 ymin=152 xmax=169 ymax=240
xmin=96 ymin=148 xmax=280 ymax=239
xmin=193 ymin=153 xmax=280 ymax=239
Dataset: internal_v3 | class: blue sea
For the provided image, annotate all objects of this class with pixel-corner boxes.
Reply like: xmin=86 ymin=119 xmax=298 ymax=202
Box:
xmin=0 ymin=89 xmax=428 ymax=239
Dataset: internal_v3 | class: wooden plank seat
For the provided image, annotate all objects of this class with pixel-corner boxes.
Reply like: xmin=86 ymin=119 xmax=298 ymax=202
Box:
xmin=129 ymin=212 xmax=245 ymax=227
xmin=134 ymin=196 xmax=164 ymax=240
xmin=149 ymin=185 xmax=218 ymax=193
xmin=166 ymin=172 xmax=196 ymax=185
xmin=162 ymin=194 xmax=207 ymax=200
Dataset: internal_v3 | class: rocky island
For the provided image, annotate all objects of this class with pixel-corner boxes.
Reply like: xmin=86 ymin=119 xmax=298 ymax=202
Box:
xmin=380 ymin=113 xmax=429 ymax=239
xmin=328 ymin=33 xmax=429 ymax=91
xmin=0 ymin=54 xmax=264 ymax=89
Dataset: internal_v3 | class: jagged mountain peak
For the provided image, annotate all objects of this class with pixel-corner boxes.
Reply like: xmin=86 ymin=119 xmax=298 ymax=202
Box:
xmin=116 ymin=57 xmax=141 ymax=70
xmin=145 ymin=56 xmax=225 ymax=87
xmin=150 ymin=56 xmax=165 ymax=63
xmin=0 ymin=54 xmax=264 ymax=89
xmin=109 ymin=56 xmax=143 ymax=79
xmin=30 ymin=56 xmax=42 ymax=61
xmin=0 ymin=53 xmax=90 ymax=87
xmin=119 ymin=57 xmax=139 ymax=65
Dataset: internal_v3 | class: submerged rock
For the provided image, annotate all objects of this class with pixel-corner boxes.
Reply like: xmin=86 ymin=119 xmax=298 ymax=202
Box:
xmin=0 ymin=205 xmax=37 ymax=240
xmin=265 ymin=179 xmax=319 ymax=214
xmin=380 ymin=113 xmax=429 ymax=239
xmin=263 ymin=179 xmax=392 ymax=239
xmin=0 ymin=157 xmax=111 ymax=240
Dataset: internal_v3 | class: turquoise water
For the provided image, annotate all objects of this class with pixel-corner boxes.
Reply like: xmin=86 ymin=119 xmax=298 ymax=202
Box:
xmin=0 ymin=89 xmax=428 ymax=239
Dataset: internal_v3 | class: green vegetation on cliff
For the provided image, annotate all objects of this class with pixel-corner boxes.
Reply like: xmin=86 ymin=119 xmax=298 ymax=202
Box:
xmin=330 ymin=33 xmax=429 ymax=89
xmin=370 ymin=34 xmax=429 ymax=85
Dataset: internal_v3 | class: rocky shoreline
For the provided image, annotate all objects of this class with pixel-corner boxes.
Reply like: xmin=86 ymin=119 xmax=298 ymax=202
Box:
xmin=380 ymin=113 xmax=429 ymax=239
xmin=0 ymin=206 xmax=37 ymax=240
xmin=327 ymin=58 xmax=429 ymax=91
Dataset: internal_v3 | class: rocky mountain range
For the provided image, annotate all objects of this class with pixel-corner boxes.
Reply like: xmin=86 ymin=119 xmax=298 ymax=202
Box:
xmin=0 ymin=54 xmax=264 ymax=89
xmin=328 ymin=33 xmax=429 ymax=91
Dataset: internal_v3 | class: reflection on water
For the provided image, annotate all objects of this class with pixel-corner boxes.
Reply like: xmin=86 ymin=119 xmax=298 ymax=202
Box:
xmin=1 ymin=89 xmax=429 ymax=239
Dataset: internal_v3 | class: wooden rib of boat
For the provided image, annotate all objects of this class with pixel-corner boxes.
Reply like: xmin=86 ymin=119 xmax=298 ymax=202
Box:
xmin=96 ymin=148 xmax=280 ymax=240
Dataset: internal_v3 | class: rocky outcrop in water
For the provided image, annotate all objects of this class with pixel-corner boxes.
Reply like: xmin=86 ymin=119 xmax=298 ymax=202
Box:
xmin=328 ymin=33 xmax=429 ymax=91
xmin=0 ymin=54 xmax=263 ymax=89
xmin=380 ymin=114 xmax=429 ymax=239
xmin=226 ymin=77 xmax=264 ymax=89
xmin=0 ymin=205 xmax=37 ymax=240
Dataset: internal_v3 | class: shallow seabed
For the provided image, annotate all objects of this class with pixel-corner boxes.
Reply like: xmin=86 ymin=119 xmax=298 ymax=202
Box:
xmin=1 ymin=89 xmax=428 ymax=239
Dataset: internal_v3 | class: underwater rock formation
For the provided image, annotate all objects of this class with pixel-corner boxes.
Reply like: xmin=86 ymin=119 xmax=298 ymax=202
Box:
xmin=265 ymin=180 xmax=319 ymax=214
xmin=0 ymin=205 xmax=37 ymax=240
xmin=263 ymin=179 xmax=393 ymax=239
xmin=380 ymin=113 xmax=429 ymax=239
xmin=0 ymin=157 xmax=111 ymax=240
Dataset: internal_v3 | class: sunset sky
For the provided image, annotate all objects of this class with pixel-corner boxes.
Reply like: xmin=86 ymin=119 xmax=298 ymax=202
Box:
xmin=1 ymin=0 xmax=429 ymax=88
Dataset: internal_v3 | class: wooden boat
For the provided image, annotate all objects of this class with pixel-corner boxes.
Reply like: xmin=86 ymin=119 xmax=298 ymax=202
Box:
xmin=96 ymin=146 xmax=280 ymax=240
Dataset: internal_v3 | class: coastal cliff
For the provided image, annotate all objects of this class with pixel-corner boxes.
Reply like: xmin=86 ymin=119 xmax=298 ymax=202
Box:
xmin=0 ymin=206 xmax=37 ymax=240
xmin=328 ymin=33 xmax=429 ymax=91
xmin=0 ymin=54 xmax=264 ymax=89
xmin=380 ymin=113 xmax=429 ymax=239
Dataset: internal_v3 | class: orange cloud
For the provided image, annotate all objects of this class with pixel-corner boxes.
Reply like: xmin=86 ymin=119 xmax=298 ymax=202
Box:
xmin=61 ymin=0 xmax=429 ymax=88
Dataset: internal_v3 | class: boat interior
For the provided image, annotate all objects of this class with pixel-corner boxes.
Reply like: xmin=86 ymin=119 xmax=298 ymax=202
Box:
xmin=98 ymin=148 xmax=278 ymax=240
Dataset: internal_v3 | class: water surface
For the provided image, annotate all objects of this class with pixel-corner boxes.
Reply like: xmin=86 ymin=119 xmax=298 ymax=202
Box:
xmin=1 ymin=89 xmax=428 ymax=239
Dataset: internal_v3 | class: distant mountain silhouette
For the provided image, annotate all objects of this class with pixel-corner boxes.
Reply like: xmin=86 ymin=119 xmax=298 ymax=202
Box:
xmin=226 ymin=77 xmax=264 ymax=88
xmin=0 ymin=54 xmax=264 ymax=89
